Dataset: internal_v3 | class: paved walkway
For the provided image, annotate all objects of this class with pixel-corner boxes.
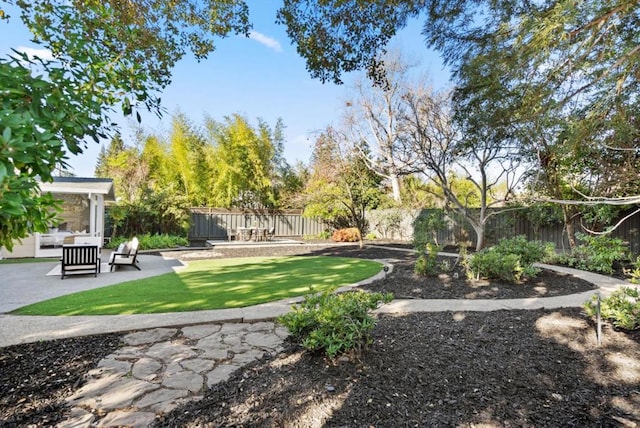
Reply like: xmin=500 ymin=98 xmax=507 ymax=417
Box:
xmin=59 ymin=322 xmax=289 ymax=428
xmin=0 ymin=250 xmax=636 ymax=427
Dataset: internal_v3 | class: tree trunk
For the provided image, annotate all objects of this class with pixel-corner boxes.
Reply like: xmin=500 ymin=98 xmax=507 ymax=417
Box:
xmin=390 ymin=174 xmax=402 ymax=204
xmin=562 ymin=205 xmax=577 ymax=250
xmin=474 ymin=226 xmax=486 ymax=252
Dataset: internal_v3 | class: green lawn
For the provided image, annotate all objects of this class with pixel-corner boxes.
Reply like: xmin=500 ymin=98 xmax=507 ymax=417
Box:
xmin=12 ymin=256 xmax=382 ymax=316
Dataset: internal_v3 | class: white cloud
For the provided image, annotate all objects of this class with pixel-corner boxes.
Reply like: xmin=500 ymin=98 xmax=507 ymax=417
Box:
xmin=16 ymin=46 xmax=54 ymax=61
xmin=248 ymin=31 xmax=282 ymax=53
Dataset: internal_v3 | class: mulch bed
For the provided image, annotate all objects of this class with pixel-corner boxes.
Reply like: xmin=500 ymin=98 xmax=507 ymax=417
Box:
xmin=0 ymin=334 xmax=123 ymax=427
xmin=156 ymin=309 xmax=640 ymax=427
xmin=2 ymin=244 xmax=638 ymax=427
xmin=167 ymin=243 xmax=599 ymax=299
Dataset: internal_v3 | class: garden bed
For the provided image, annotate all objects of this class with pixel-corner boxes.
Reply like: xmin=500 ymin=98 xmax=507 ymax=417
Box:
xmin=157 ymin=309 xmax=640 ymax=427
xmin=2 ymin=244 xmax=633 ymax=427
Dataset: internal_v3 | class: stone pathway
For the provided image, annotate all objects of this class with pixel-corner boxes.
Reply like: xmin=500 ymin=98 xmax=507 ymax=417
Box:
xmin=57 ymin=321 xmax=289 ymax=428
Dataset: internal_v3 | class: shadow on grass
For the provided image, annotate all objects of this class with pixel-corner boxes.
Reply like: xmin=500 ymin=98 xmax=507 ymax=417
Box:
xmin=11 ymin=256 xmax=382 ymax=315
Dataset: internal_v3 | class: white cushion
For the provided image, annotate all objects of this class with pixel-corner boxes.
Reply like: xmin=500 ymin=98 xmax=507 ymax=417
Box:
xmin=110 ymin=243 xmax=127 ymax=263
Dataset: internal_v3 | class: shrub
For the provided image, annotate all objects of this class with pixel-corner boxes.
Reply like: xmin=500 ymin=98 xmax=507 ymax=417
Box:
xmin=492 ymin=235 xmax=555 ymax=266
xmin=626 ymin=256 xmax=640 ymax=284
xmin=318 ymin=230 xmax=332 ymax=240
xmin=584 ymin=287 xmax=640 ymax=330
xmin=332 ymin=228 xmax=361 ymax=242
xmin=303 ymin=231 xmax=332 ymax=241
xmin=561 ymin=233 xmax=629 ymax=274
xmin=465 ymin=236 xmax=551 ymax=282
xmin=412 ymin=210 xmax=446 ymax=249
xmin=278 ymin=288 xmax=393 ymax=359
xmin=439 ymin=258 xmax=452 ymax=272
xmin=105 ymin=233 xmax=188 ymax=250
xmin=467 ymin=251 xmax=525 ymax=282
xmin=415 ymin=242 xmax=441 ymax=276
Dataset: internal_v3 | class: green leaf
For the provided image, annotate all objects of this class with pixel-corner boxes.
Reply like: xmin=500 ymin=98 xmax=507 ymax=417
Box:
xmin=0 ymin=162 xmax=7 ymax=181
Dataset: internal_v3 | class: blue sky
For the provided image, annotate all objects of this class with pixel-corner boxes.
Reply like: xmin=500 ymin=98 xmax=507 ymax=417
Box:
xmin=1 ymin=1 xmax=451 ymax=177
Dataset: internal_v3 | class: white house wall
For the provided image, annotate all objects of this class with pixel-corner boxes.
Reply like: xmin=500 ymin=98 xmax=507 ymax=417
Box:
xmin=0 ymin=235 xmax=36 ymax=259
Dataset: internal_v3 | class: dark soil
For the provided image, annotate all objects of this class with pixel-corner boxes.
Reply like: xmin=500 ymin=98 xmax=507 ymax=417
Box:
xmin=156 ymin=309 xmax=640 ymax=427
xmin=3 ymin=244 xmax=636 ymax=427
xmin=0 ymin=334 xmax=123 ymax=427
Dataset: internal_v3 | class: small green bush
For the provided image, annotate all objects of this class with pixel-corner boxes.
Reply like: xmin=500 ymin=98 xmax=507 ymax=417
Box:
xmin=415 ymin=242 xmax=441 ymax=276
xmin=412 ymin=210 xmax=446 ymax=250
xmin=106 ymin=233 xmax=188 ymax=250
xmin=305 ymin=230 xmax=332 ymax=240
xmin=465 ymin=236 xmax=551 ymax=282
xmin=626 ymin=256 xmax=640 ymax=284
xmin=439 ymin=258 xmax=452 ymax=272
xmin=278 ymin=288 xmax=393 ymax=359
xmin=331 ymin=228 xmax=361 ymax=242
xmin=560 ymin=233 xmax=628 ymax=274
xmin=467 ymin=251 xmax=525 ymax=282
xmin=319 ymin=230 xmax=332 ymax=240
xmin=492 ymin=235 xmax=555 ymax=266
xmin=584 ymin=287 xmax=640 ymax=330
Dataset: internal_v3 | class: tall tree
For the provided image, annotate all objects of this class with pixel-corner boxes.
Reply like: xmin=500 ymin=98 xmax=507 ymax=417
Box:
xmin=449 ymin=0 xmax=640 ymax=244
xmin=269 ymin=118 xmax=305 ymax=208
xmin=0 ymin=0 xmax=250 ymax=249
xmin=278 ymin=0 xmax=640 ymax=241
xmin=401 ymin=86 xmax=521 ymax=250
xmin=94 ymin=134 xmax=149 ymax=203
xmin=344 ymin=50 xmax=418 ymax=203
xmin=140 ymin=135 xmax=171 ymax=190
xmin=205 ymin=114 xmax=277 ymax=208
xmin=167 ymin=114 xmax=210 ymax=206
xmin=303 ymin=127 xmax=384 ymax=247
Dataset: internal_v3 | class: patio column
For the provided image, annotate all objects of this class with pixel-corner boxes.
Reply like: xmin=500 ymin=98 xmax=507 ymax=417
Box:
xmin=87 ymin=193 xmax=106 ymax=241
xmin=95 ymin=194 xmax=104 ymax=238
xmin=88 ymin=193 xmax=97 ymax=236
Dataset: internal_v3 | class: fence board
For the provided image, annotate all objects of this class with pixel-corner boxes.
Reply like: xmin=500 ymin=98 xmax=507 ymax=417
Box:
xmin=366 ymin=208 xmax=640 ymax=254
xmin=183 ymin=207 xmax=640 ymax=254
xmin=188 ymin=209 xmax=325 ymax=242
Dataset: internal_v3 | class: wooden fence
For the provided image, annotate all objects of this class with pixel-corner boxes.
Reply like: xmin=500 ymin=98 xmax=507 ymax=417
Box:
xmin=188 ymin=208 xmax=325 ymax=244
xmin=367 ymin=208 xmax=640 ymax=254
xmin=176 ymin=206 xmax=640 ymax=253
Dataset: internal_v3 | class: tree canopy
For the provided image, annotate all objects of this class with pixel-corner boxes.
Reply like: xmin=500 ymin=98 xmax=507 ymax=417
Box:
xmin=277 ymin=0 xmax=424 ymax=85
xmin=94 ymin=113 xmax=300 ymax=236
xmin=278 ymin=0 xmax=640 ymax=242
xmin=303 ymin=127 xmax=384 ymax=242
xmin=0 ymin=0 xmax=250 ymax=249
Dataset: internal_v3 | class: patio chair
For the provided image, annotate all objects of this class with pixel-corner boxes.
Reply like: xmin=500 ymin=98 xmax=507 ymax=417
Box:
xmin=227 ymin=228 xmax=237 ymax=242
xmin=61 ymin=244 xmax=100 ymax=279
xmin=267 ymin=227 xmax=276 ymax=241
xmin=74 ymin=236 xmax=103 ymax=272
xmin=109 ymin=237 xmax=141 ymax=272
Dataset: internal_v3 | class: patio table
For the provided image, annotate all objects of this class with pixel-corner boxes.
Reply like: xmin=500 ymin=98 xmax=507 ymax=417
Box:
xmin=236 ymin=227 xmax=268 ymax=241
xmin=236 ymin=227 xmax=252 ymax=241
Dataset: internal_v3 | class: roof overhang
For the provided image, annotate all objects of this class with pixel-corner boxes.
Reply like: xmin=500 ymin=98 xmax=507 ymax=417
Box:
xmin=40 ymin=177 xmax=116 ymax=202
